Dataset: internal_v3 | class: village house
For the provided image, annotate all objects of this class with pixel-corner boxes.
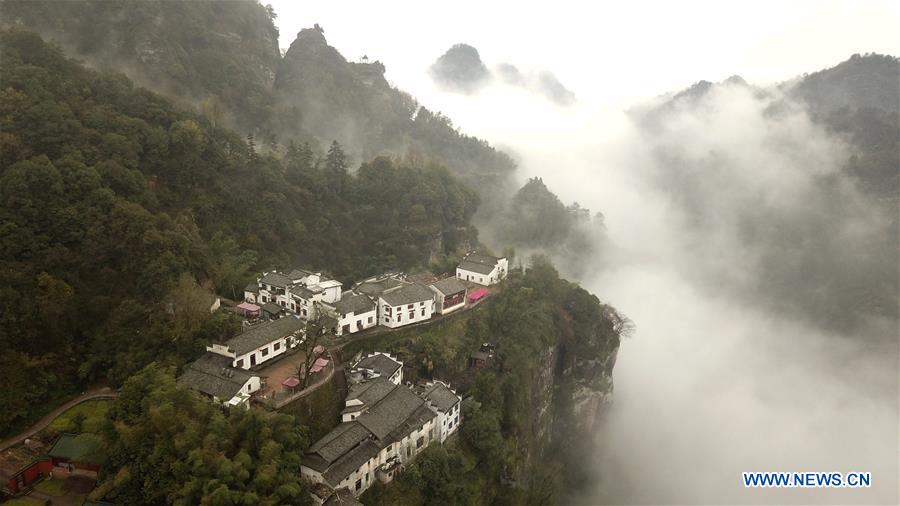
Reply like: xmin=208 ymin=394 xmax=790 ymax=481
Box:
xmin=177 ymin=353 xmax=262 ymax=407
xmin=206 ymin=316 xmax=305 ymax=369
xmin=244 ymin=269 xmax=343 ymax=320
xmin=322 ymin=292 xmax=378 ymax=336
xmin=346 ymin=352 xmax=403 ymax=386
xmin=377 ymin=283 xmax=435 ymax=329
xmin=416 ymin=380 xmax=462 ymax=443
xmin=301 ymin=352 xmax=461 ymax=501
xmin=456 ymin=252 xmax=509 ymax=285
xmin=428 ymin=277 xmax=467 ymax=315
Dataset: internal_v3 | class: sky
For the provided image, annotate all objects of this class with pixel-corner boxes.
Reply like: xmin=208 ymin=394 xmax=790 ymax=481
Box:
xmin=269 ymin=2 xmax=900 ymax=504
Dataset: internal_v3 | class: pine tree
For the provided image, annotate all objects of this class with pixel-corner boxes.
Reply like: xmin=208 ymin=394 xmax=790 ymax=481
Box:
xmin=324 ymin=140 xmax=349 ymax=195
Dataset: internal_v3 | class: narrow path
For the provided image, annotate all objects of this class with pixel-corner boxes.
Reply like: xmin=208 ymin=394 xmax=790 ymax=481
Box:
xmin=0 ymin=387 xmax=118 ymax=452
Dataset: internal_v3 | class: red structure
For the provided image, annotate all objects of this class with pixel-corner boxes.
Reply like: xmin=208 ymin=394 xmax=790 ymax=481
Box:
xmin=467 ymin=287 xmax=489 ymax=302
xmin=4 ymin=458 xmax=53 ymax=494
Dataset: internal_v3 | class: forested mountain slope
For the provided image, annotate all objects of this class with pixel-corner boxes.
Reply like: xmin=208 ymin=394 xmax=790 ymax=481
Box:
xmin=0 ymin=29 xmax=478 ymax=432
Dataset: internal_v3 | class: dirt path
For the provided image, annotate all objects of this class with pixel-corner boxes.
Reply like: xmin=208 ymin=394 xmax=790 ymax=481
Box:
xmin=0 ymin=387 xmax=118 ymax=452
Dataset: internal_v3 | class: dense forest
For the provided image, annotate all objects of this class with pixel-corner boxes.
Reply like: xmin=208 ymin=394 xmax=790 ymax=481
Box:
xmin=0 ymin=29 xmax=479 ymax=433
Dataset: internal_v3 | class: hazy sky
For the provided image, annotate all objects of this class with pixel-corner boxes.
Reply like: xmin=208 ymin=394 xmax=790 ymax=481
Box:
xmin=269 ymin=0 xmax=899 ymax=107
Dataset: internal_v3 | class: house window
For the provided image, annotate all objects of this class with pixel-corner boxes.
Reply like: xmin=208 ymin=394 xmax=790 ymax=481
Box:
xmin=408 ymin=311 xmax=413 ymax=319
xmin=235 ymin=359 xmax=244 ymax=368
xmin=420 ymin=301 xmax=425 ymax=306
xmin=274 ymin=342 xmax=280 ymax=351
xmin=261 ymin=348 xmax=269 ymax=357
xmin=421 ymin=308 xmax=425 ymax=316
xmin=355 ymin=479 xmax=362 ymax=491
xmin=396 ymin=314 xmax=401 ymax=322
xmin=407 ymin=446 xmax=412 ymax=457
xmin=368 ymin=316 xmax=373 ymax=324
xmin=416 ymin=436 xmax=425 ymax=448
xmin=247 ymin=384 xmax=252 ymax=392
xmin=407 ymin=304 xmax=413 ymax=309
xmin=384 ymin=316 xmax=390 ymax=323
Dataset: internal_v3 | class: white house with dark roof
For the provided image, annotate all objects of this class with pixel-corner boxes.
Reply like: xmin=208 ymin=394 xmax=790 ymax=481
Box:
xmin=322 ymin=292 xmax=377 ymax=336
xmin=177 ymin=353 xmax=261 ymax=407
xmin=348 ymin=352 xmax=403 ymax=386
xmin=249 ymin=269 xmax=343 ymax=320
xmin=377 ymin=283 xmax=435 ymax=329
xmin=456 ymin=253 xmax=508 ymax=286
xmin=428 ymin=277 xmax=467 ymax=314
xmin=301 ymin=351 xmax=460 ymax=500
xmin=207 ymin=316 xmax=305 ymax=369
xmin=301 ymin=384 xmax=440 ymax=498
xmin=417 ymin=380 xmax=462 ymax=443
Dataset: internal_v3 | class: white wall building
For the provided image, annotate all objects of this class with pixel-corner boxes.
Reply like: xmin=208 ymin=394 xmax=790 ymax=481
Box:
xmin=322 ymin=292 xmax=377 ymax=336
xmin=428 ymin=277 xmax=467 ymax=315
xmin=456 ymin=253 xmax=509 ymax=286
xmin=207 ymin=316 xmax=305 ymax=369
xmin=418 ymin=380 xmax=462 ymax=443
xmin=377 ymin=283 xmax=435 ymax=329
xmin=247 ymin=269 xmax=343 ymax=320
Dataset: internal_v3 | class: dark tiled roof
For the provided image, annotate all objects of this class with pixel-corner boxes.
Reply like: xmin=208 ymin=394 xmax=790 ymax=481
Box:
xmin=222 ymin=316 xmax=303 ymax=356
xmin=261 ymin=302 xmax=283 ymax=315
xmin=288 ymin=268 xmax=313 ymax=280
xmin=334 ymin=294 xmax=376 ymax=316
xmin=466 ymin=253 xmax=503 ymax=265
xmin=422 ymin=382 xmax=460 ymax=412
xmin=308 ymin=422 xmax=371 ymax=465
xmin=291 ymin=285 xmax=315 ymax=299
xmin=260 ymin=271 xmax=292 ymax=287
xmin=458 ymin=260 xmax=495 ymax=275
xmin=379 ymin=283 xmax=434 ymax=306
xmin=177 ymin=353 xmax=255 ymax=401
xmin=347 ymin=377 xmax=395 ymax=406
xmin=355 ymin=277 xmax=404 ymax=296
xmin=244 ymin=282 xmax=259 ymax=294
xmin=322 ymin=440 xmax=380 ymax=487
xmin=356 ymin=354 xmax=402 ymax=379
xmin=357 ymin=386 xmax=427 ymax=440
xmin=430 ymin=277 xmax=467 ymax=296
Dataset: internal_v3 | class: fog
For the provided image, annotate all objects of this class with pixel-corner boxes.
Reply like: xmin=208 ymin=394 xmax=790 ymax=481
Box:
xmin=269 ymin=2 xmax=900 ymax=503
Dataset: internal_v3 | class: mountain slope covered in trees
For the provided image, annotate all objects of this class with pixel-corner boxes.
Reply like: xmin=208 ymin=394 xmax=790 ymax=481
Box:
xmin=0 ymin=29 xmax=479 ymax=433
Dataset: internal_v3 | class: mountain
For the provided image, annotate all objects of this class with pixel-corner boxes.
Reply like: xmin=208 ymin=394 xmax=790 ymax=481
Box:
xmin=0 ymin=1 xmax=517 ymax=203
xmin=629 ymin=54 xmax=899 ymax=333
xmin=429 ymin=43 xmax=491 ymax=93
xmin=0 ymin=0 xmax=281 ymax=131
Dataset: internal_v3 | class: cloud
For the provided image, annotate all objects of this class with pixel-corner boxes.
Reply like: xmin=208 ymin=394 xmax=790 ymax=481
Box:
xmin=553 ymin=82 xmax=899 ymax=504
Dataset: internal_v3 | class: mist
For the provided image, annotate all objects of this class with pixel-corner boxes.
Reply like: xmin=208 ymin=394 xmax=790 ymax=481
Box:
xmin=402 ymin=66 xmax=899 ymax=504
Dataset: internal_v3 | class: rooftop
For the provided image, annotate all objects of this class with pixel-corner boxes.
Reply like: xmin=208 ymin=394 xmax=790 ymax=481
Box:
xmin=355 ymin=276 xmax=404 ymax=297
xmin=430 ymin=276 xmax=467 ymax=296
xmin=47 ymin=433 xmax=104 ymax=464
xmin=421 ymin=381 xmax=461 ymax=412
xmin=260 ymin=271 xmax=292 ymax=287
xmin=355 ymin=353 xmax=402 ymax=379
xmin=333 ymin=293 xmax=376 ymax=316
xmin=379 ymin=283 xmax=435 ymax=306
xmin=458 ymin=259 xmax=495 ymax=275
xmin=220 ymin=316 xmax=304 ymax=356
xmin=177 ymin=353 xmax=255 ymax=401
xmin=466 ymin=252 xmax=503 ymax=265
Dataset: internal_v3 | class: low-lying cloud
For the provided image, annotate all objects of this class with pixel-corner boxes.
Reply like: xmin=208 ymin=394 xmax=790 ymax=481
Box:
xmin=462 ymin=78 xmax=897 ymax=504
